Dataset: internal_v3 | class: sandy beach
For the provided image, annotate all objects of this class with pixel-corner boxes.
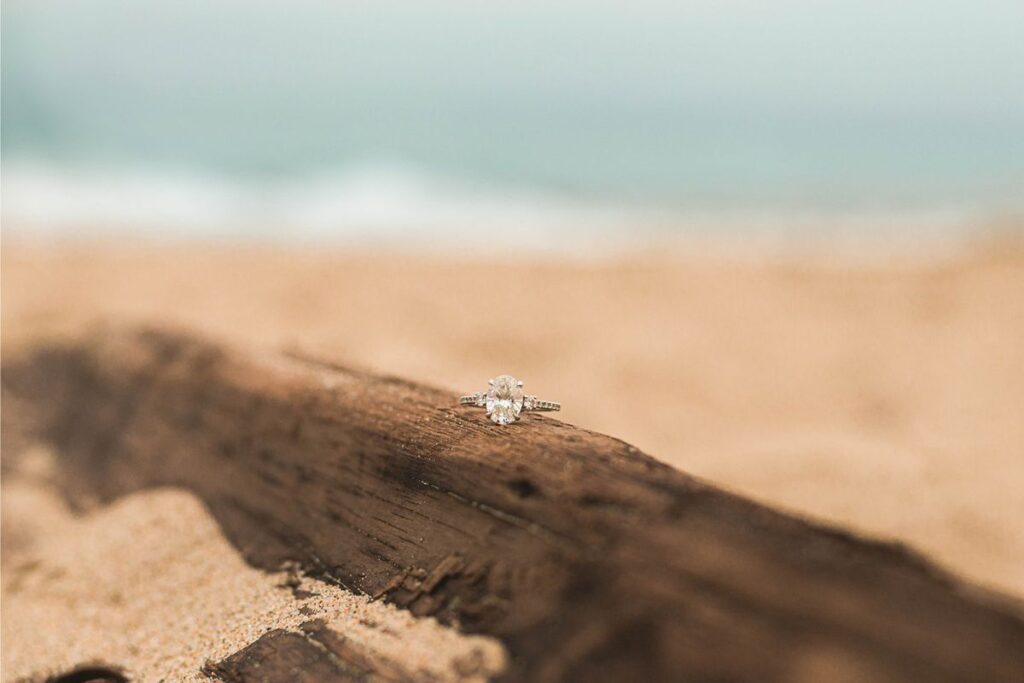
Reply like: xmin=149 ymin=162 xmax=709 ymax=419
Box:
xmin=3 ymin=238 xmax=1024 ymax=678
xmin=5 ymin=1 xmax=1023 ymax=678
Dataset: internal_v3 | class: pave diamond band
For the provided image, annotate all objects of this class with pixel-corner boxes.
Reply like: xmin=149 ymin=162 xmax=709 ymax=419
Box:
xmin=459 ymin=375 xmax=561 ymax=425
xmin=458 ymin=395 xmax=561 ymax=409
xmin=527 ymin=399 xmax=562 ymax=411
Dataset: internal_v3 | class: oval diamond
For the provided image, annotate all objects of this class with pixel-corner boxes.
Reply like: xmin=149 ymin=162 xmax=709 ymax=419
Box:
xmin=485 ymin=375 xmax=524 ymax=425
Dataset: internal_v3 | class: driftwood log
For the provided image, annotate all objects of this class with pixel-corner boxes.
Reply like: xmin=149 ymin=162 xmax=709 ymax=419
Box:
xmin=3 ymin=327 xmax=1023 ymax=683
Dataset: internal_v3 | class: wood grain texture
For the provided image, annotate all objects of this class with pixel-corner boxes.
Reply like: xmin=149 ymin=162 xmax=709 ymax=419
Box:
xmin=3 ymin=326 xmax=1023 ymax=683
xmin=202 ymin=623 xmax=374 ymax=683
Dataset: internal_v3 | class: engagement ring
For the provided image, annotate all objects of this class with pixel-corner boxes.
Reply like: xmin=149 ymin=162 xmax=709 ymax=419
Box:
xmin=460 ymin=375 xmax=561 ymax=425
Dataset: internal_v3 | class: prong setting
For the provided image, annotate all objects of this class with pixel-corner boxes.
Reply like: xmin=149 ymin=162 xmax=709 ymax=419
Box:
xmin=485 ymin=375 xmax=524 ymax=425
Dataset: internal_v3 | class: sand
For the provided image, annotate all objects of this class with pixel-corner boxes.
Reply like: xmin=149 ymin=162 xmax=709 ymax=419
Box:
xmin=1 ymin=476 xmax=506 ymax=682
xmin=3 ymin=239 xmax=1023 ymax=678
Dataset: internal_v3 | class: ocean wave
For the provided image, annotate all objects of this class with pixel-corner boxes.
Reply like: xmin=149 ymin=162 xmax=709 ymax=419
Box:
xmin=1 ymin=161 xmax=993 ymax=252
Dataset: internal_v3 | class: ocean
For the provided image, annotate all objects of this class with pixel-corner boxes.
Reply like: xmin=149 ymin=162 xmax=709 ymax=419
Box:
xmin=3 ymin=0 xmax=1022 ymax=246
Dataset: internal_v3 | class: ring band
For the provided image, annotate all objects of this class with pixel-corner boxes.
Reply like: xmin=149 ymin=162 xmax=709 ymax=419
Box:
xmin=459 ymin=395 xmax=562 ymax=411
xmin=459 ymin=375 xmax=561 ymax=425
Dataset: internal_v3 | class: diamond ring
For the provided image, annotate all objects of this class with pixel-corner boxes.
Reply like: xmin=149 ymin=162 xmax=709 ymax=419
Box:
xmin=459 ymin=375 xmax=561 ymax=425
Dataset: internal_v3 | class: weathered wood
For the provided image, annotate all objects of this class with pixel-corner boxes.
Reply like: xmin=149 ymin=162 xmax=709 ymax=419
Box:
xmin=202 ymin=622 xmax=375 ymax=683
xmin=3 ymin=327 xmax=1024 ymax=683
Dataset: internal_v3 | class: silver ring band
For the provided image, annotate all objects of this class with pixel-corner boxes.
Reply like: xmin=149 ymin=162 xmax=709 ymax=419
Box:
xmin=459 ymin=394 xmax=561 ymax=411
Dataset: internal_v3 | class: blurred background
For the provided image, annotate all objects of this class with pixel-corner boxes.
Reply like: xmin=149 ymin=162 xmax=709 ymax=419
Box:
xmin=2 ymin=0 xmax=1023 ymax=598
xmin=3 ymin=0 xmax=1022 ymax=245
